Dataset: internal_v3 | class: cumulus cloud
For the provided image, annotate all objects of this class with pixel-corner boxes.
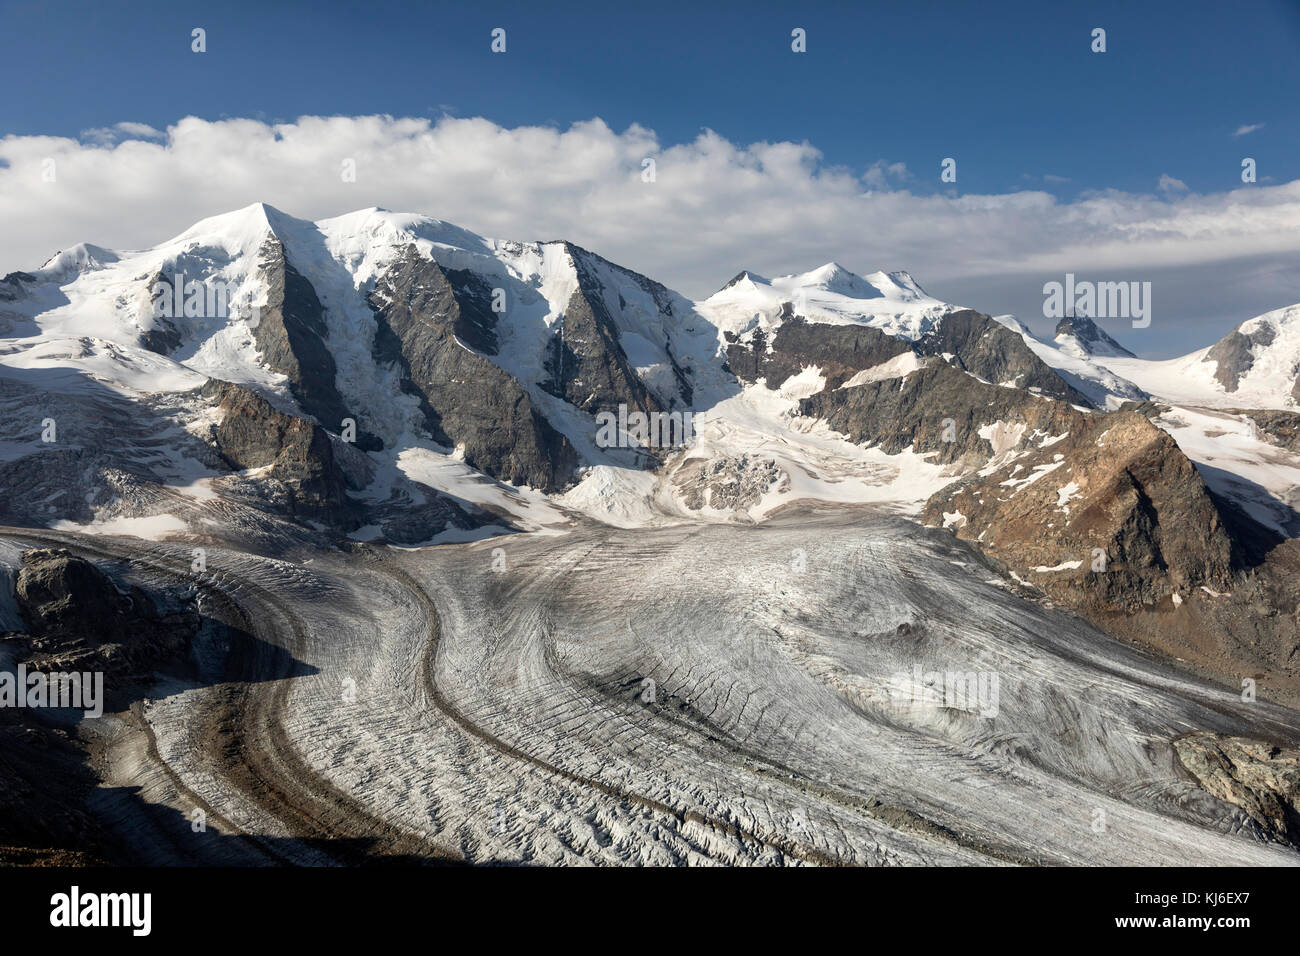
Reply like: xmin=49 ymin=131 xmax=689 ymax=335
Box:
xmin=863 ymin=159 xmax=911 ymax=190
xmin=2 ymin=113 xmax=1299 ymax=352
xmin=77 ymin=121 xmax=165 ymax=147
xmin=1157 ymin=173 xmax=1189 ymax=195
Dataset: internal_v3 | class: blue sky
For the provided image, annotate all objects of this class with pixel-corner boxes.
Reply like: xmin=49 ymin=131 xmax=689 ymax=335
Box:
xmin=3 ymin=0 xmax=1296 ymax=198
xmin=1 ymin=0 xmax=1299 ymax=356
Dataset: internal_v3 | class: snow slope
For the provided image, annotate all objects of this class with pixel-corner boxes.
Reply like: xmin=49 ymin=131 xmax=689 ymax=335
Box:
xmin=1095 ymin=305 xmax=1300 ymax=411
xmin=990 ymin=315 xmax=1146 ymax=409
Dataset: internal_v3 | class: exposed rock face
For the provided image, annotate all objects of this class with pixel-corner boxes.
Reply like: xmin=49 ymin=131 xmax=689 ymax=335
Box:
xmin=726 ymin=310 xmax=1090 ymax=410
xmin=137 ymin=269 xmax=183 ymax=355
xmin=563 ymin=243 xmax=695 ymax=406
xmin=441 ymin=266 xmax=500 ymax=354
xmin=370 ymin=245 xmax=577 ymax=492
xmin=0 ymin=271 xmax=34 ymax=302
xmin=1174 ymin=732 xmax=1300 ymax=847
xmin=1054 ymin=314 xmax=1136 ymax=358
xmin=724 ymin=311 xmax=911 ymax=389
xmin=1204 ymin=324 xmax=1276 ymax=392
xmin=539 ymin=244 xmax=674 ymax=418
xmin=1233 ymin=408 xmax=1300 ymax=454
xmin=253 ymin=238 xmax=375 ymax=447
xmin=916 ymin=310 xmax=1091 ymax=405
xmin=0 ymin=707 xmax=106 ymax=864
xmin=912 ymin=398 xmax=1300 ymax=704
xmin=922 ymin=411 xmax=1233 ymax=612
xmin=138 ymin=321 xmax=182 ymax=356
xmin=11 ymin=548 xmax=197 ymax=679
xmin=801 ymin=360 xmax=1086 ymax=468
xmin=0 ymin=548 xmax=213 ymax=864
xmin=200 ymin=379 xmax=360 ymax=529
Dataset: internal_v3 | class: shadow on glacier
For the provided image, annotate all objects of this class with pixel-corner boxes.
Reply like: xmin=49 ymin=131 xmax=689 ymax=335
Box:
xmin=85 ymin=786 xmax=465 ymax=866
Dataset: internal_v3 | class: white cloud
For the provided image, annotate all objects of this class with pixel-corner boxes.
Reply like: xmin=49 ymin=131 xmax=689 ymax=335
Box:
xmin=1233 ymin=123 xmax=1265 ymax=137
xmin=1 ymin=114 xmax=1298 ymax=346
xmin=1157 ymin=174 xmax=1189 ymax=194
xmin=864 ymin=159 xmax=911 ymax=190
xmin=77 ymin=121 xmax=165 ymax=147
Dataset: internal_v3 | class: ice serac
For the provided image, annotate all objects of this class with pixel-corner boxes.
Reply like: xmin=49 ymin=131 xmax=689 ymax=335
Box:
xmin=201 ymin=378 xmax=361 ymax=530
xmin=370 ymin=245 xmax=577 ymax=492
xmin=1053 ymin=314 xmax=1137 ymax=359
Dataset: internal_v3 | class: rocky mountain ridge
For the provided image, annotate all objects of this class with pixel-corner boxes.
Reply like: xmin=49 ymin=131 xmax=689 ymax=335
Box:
xmin=2 ymin=204 xmax=1299 ymax=702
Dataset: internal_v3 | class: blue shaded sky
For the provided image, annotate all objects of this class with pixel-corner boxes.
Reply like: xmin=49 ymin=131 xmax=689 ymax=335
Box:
xmin=1 ymin=0 xmax=1299 ymax=356
xmin=2 ymin=0 xmax=1297 ymax=198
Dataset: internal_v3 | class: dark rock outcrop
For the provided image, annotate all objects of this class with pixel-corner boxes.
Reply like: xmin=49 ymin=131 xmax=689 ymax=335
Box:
xmin=916 ymin=310 xmax=1092 ymax=405
xmin=0 ymin=707 xmax=107 ymax=865
xmin=11 ymin=548 xmax=197 ymax=679
xmin=136 ymin=269 xmax=183 ymax=355
xmin=1204 ymin=325 xmax=1275 ymax=392
xmin=1232 ymin=408 xmax=1300 ymax=454
xmin=915 ymin=401 xmax=1300 ymax=704
xmin=0 ymin=271 xmax=34 ymax=302
xmin=201 ymin=379 xmax=360 ymax=529
xmin=724 ymin=311 xmax=911 ymax=389
xmin=442 ymin=266 xmax=501 ymax=355
xmin=253 ymin=239 xmax=377 ymax=448
xmin=725 ymin=309 xmax=1090 ymax=408
xmin=370 ymin=245 xmax=577 ymax=492
xmin=539 ymin=244 xmax=682 ymax=416
xmin=922 ymin=411 xmax=1233 ymax=612
xmin=801 ymin=360 xmax=1086 ymax=467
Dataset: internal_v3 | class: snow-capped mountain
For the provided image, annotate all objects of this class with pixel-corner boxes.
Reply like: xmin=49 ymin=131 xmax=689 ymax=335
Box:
xmin=697 ymin=262 xmax=956 ymax=341
xmin=988 ymin=314 xmax=1147 ymax=409
xmin=1053 ymin=314 xmax=1137 ymax=360
xmin=1090 ymin=303 xmax=1300 ymax=412
xmin=6 ymin=203 xmax=1300 ymax=756
xmin=3 ymin=202 xmax=1299 ymax=564
xmin=0 ymin=204 xmax=742 ymax=538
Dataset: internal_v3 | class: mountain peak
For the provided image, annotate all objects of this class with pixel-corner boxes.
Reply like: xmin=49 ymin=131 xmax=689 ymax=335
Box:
xmin=716 ymin=269 xmax=769 ymax=294
xmin=171 ymin=201 xmax=305 ymax=250
xmin=806 ymin=261 xmax=850 ymax=279
xmin=1054 ymin=314 xmax=1136 ymax=359
xmin=35 ymin=242 xmax=120 ymax=279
